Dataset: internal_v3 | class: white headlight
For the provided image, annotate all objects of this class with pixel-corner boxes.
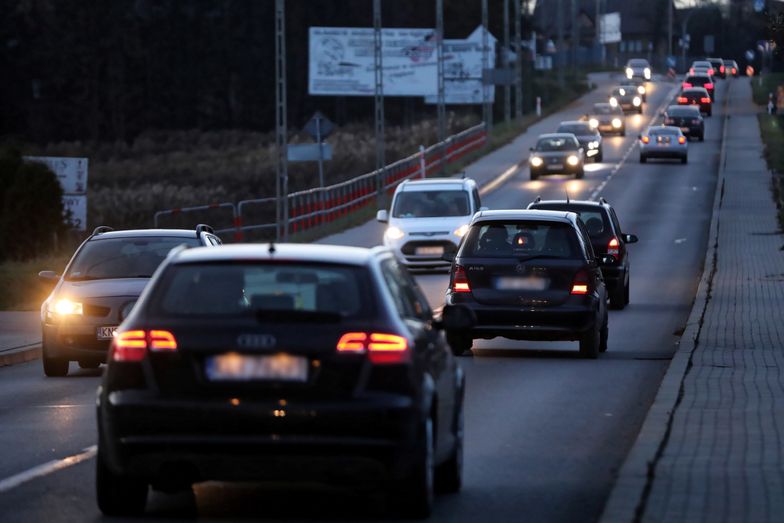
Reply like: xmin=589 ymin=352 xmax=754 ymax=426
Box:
xmin=612 ymin=118 xmax=622 ymax=128
xmin=530 ymin=156 xmax=543 ymax=167
xmin=385 ymin=226 xmax=405 ymax=240
xmin=609 ymin=97 xmax=618 ymax=107
xmin=637 ymin=85 xmax=646 ymax=95
xmin=625 ymin=68 xmax=633 ymax=78
xmin=567 ymin=155 xmax=580 ymax=166
xmin=588 ymin=141 xmax=599 ymax=149
xmin=633 ymin=96 xmax=642 ymax=106
xmin=589 ymin=118 xmax=599 ymax=129
xmin=619 ymin=88 xmax=626 ymax=96
xmin=453 ymin=224 xmax=470 ymax=238
xmin=53 ymin=299 xmax=83 ymax=316
xmin=644 ymin=67 xmax=651 ymax=79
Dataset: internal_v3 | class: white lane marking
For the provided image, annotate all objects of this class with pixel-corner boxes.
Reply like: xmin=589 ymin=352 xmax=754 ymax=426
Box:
xmin=674 ymin=238 xmax=687 ymax=244
xmin=0 ymin=445 xmax=97 ymax=494
xmin=587 ymin=82 xmax=682 ymax=202
xmin=479 ymin=163 xmax=519 ymax=196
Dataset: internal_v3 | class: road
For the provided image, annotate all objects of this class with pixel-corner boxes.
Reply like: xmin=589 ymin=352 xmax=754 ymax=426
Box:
xmin=0 ymin=77 xmax=728 ymax=522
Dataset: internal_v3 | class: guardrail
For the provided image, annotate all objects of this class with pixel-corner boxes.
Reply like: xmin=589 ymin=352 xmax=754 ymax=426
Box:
xmin=153 ymin=123 xmax=486 ymax=241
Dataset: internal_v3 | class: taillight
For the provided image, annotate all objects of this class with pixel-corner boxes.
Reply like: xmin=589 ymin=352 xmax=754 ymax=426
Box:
xmin=701 ymin=97 xmax=711 ymax=103
xmin=452 ymin=265 xmax=471 ymax=293
xmin=571 ymin=271 xmax=590 ymax=295
xmin=677 ymin=96 xmax=688 ymax=103
xmin=705 ymin=83 xmax=714 ymax=90
xmin=682 ymin=82 xmax=692 ymax=88
xmin=720 ymin=65 xmax=725 ymax=73
xmin=111 ymin=329 xmax=178 ymax=361
xmin=732 ymin=67 xmax=737 ymax=74
xmin=608 ymin=236 xmax=620 ymax=256
xmin=641 ymin=135 xmax=650 ymax=144
xmin=678 ymin=136 xmax=686 ymax=144
xmin=708 ymin=68 xmax=714 ymax=76
xmin=336 ymin=332 xmax=409 ymax=364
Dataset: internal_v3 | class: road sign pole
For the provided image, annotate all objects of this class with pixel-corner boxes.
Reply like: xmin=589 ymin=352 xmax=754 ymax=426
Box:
xmin=514 ymin=0 xmax=522 ymax=122
xmin=274 ymin=0 xmax=288 ymax=241
xmin=374 ymin=0 xmax=386 ymax=203
xmin=436 ymin=0 xmax=446 ymax=173
xmin=482 ymin=0 xmax=492 ymax=134
xmin=503 ymin=0 xmax=510 ymax=125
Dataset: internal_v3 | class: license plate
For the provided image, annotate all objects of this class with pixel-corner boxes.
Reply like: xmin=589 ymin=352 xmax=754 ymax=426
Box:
xmin=96 ymin=326 xmax=118 ymax=340
xmin=547 ymin=163 xmax=563 ymax=170
xmin=495 ymin=276 xmax=549 ymax=291
xmin=205 ymin=353 xmax=308 ymax=382
xmin=415 ymin=246 xmax=444 ymax=256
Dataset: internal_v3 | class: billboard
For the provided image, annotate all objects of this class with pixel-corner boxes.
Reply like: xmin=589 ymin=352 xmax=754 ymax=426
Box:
xmin=24 ymin=156 xmax=88 ymax=231
xmin=599 ymin=12 xmax=622 ymax=44
xmin=309 ymin=27 xmax=439 ymax=96
xmin=424 ymin=26 xmax=496 ymax=105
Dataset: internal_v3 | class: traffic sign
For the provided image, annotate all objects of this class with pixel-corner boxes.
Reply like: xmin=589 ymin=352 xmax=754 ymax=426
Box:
xmin=287 ymin=143 xmax=333 ymax=162
xmin=304 ymin=111 xmax=334 ymax=142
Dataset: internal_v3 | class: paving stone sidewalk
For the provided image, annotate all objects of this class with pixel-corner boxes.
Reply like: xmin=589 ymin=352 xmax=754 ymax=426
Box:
xmin=634 ymin=79 xmax=784 ymax=522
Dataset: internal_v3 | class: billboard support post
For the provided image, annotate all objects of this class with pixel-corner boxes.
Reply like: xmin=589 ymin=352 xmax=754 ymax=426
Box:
xmin=503 ymin=0 xmax=510 ymax=124
xmin=436 ymin=0 xmax=446 ymax=173
xmin=274 ymin=0 xmax=288 ymax=241
xmin=514 ymin=0 xmax=522 ymax=122
xmin=482 ymin=0 xmax=492 ymax=133
xmin=373 ymin=0 xmax=385 ymax=204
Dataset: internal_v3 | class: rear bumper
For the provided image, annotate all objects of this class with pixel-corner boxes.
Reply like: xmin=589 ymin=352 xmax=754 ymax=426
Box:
xmin=640 ymin=147 xmax=687 ymax=158
xmin=99 ymin=391 xmax=422 ymax=483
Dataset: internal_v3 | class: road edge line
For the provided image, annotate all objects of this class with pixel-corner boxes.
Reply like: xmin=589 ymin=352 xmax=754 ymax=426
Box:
xmin=597 ymin=79 xmax=733 ymax=523
xmin=0 ymin=445 xmax=97 ymax=494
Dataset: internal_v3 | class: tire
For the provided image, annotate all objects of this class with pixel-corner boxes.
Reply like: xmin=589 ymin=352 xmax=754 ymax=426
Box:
xmin=42 ymin=344 xmax=68 ymax=377
xmin=579 ymin=319 xmax=600 ymax=359
xmin=595 ymin=151 xmax=603 ymax=163
xmin=435 ymin=393 xmax=464 ymax=494
xmin=599 ymin=313 xmax=609 ymax=353
xmin=96 ymin=450 xmax=148 ymax=516
xmin=625 ymin=279 xmax=630 ymax=305
xmin=575 ymin=168 xmax=584 ymax=179
xmin=639 ymin=154 xmax=647 ymax=164
xmin=699 ymin=133 xmax=705 ymax=142
xmin=620 ymin=130 xmax=626 ymax=137
xmin=530 ymin=171 xmax=539 ymax=181
xmin=446 ymin=333 xmax=472 ymax=356
xmin=396 ymin=417 xmax=435 ymax=519
xmin=78 ymin=361 xmax=100 ymax=369
xmin=610 ymin=282 xmax=627 ymax=310
xmin=707 ymin=111 xmax=712 ymax=117
xmin=681 ymin=155 xmax=688 ymax=164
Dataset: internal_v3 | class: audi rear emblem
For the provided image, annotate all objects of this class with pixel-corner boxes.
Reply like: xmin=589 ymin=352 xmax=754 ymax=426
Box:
xmin=237 ymin=334 xmax=277 ymax=349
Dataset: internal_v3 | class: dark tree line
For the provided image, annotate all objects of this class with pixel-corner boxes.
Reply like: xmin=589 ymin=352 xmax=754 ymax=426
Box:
xmin=0 ymin=0 xmax=522 ymax=144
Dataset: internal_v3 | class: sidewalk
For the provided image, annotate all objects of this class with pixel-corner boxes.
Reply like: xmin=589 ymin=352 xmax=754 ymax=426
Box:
xmin=601 ymin=79 xmax=784 ymax=522
xmin=0 ymin=311 xmax=41 ymax=366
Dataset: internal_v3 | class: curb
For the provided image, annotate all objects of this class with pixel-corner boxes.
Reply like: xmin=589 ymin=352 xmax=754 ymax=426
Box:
xmin=0 ymin=344 xmax=42 ymax=367
xmin=598 ymin=79 xmax=734 ymax=523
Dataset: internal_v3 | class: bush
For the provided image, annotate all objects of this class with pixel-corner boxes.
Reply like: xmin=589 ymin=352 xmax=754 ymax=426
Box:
xmin=0 ymin=148 xmax=67 ymax=260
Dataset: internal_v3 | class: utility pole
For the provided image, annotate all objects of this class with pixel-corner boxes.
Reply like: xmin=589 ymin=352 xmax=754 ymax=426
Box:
xmin=482 ymin=0 xmax=492 ymax=132
xmin=557 ymin=0 xmax=564 ymax=87
xmin=668 ymin=0 xmax=673 ymax=59
xmin=436 ymin=0 xmax=446 ymax=172
xmin=514 ymin=0 xmax=523 ymax=122
xmin=503 ymin=0 xmax=511 ymax=124
xmin=274 ymin=0 xmax=288 ymax=241
xmin=373 ymin=0 xmax=385 ymax=203
xmin=571 ymin=0 xmax=579 ymax=72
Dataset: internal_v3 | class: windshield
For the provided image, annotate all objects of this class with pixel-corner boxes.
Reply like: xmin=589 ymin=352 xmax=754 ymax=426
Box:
xmin=460 ymin=221 xmax=581 ymax=259
xmin=593 ymin=105 xmax=615 ymax=115
xmin=557 ymin=124 xmax=594 ymax=135
xmin=612 ymin=87 xmax=633 ymax=96
xmin=151 ymin=263 xmax=372 ymax=319
xmin=65 ymin=237 xmax=199 ymax=281
xmin=629 ymin=60 xmax=648 ymax=67
xmin=536 ymin=137 xmax=578 ymax=151
xmin=392 ymin=190 xmax=470 ymax=218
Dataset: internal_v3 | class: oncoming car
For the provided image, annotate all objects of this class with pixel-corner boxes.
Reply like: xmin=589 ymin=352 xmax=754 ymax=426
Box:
xmin=586 ymin=103 xmax=625 ymax=136
xmin=609 ymin=85 xmax=643 ymax=114
xmin=639 ymin=126 xmax=688 ymax=164
xmin=444 ymin=210 xmax=610 ymax=358
xmin=376 ymin=178 xmax=483 ymax=269
xmin=556 ymin=121 xmax=603 ymax=162
xmin=625 ymin=58 xmax=651 ymax=81
xmin=528 ymin=133 xmax=585 ymax=180
xmin=39 ymin=225 xmax=220 ymax=377
xmin=96 ymin=243 xmax=468 ymax=518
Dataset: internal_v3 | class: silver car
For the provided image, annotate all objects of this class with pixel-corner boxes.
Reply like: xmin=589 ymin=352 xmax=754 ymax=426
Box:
xmin=639 ymin=126 xmax=688 ymax=164
xmin=625 ymin=58 xmax=651 ymax=81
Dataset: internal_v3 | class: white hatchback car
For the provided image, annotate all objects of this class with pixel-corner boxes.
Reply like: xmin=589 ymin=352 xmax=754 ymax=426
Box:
xmin=376 ymin=178 xmax=484 ymax=268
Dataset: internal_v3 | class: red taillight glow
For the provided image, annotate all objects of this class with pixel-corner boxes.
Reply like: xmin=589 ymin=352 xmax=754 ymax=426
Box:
xmin=608 ymin=237 xmax=620 ymax=256
xmin=720 ymin=65 xmax=725 ymax=73
xmin=682 ymin=82 xmax=692 ymax=88
xmin=708 ymin=68 xmax=714 ymax=76
xmin=111 ymin=330 xmax=147 ymax=362
xmin=641 ymin=136 xmax=650 ymax=144
xmin=732 ymin=68 xmax=737 ymax=74
xmin=678 ymin=136 xmax=686 ymax=144
xmin=701 ymin=97 xmax=711 ymax=103
xmin=571 ymin=271 xmax=590 ymax=295
xmin=677 ymin=96 xmax=688 ymax=103
xmin=452 ymin=265 xmax=471 ymax=293
xmin=149 ymin=330 xmax=177 ymax=351
xmin=336 ymin=332 xmax=409 ymax=364
xmin=705 ymin=83 xmax=714 ymax=90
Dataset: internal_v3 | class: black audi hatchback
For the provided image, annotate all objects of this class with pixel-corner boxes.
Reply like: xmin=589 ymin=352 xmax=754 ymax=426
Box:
xmin=444 ymin=210 xmax=609 ymax=359
xmin=97 ymin=243 xmax=467 ymax=518
xmin=527 ymin=198 xmax=638 ymax=309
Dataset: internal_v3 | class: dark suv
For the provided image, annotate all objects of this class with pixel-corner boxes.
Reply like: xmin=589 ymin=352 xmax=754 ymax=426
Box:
xmin=39 ymin=225 xmax=221 ymax=376
xmin=527 ymin=198 xmax=637 ymax=309
xmin=444 ymin=210 xmax=609 ymax=359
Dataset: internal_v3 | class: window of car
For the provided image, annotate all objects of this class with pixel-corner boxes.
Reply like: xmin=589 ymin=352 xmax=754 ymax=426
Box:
xmin=460 ymin=220 xmax=582 ymax=260
xmin=392 ymin=190 xmax=470 ymax=218
xmin=472 ymin=188 xmax=481 ymax=211
xmin=667 ymin=107 xmax=699 ymax=117
xmin=628 ymin=59 xmax=648 ymax=67
xmin=530 ymin=205 xmax=613 ymax=244
xmin=650 ymin=127 xmax=680 ymax=136
xmin=65 ymin=236 xmax=200 ymax=281
xmin=557 ymin=123 xmax=594 ymax=135
xmin=593 ymin=104 xmax=613 ymax=114
xmin=612 ymin=87 xmax=633 ymax=97
xmin=379 ymin=259 xmax=431 ymax=321
xmin=535 ymin=136 xmax=579 ymax=151
xmin=151 ymin=262 xmax=373 ymax=319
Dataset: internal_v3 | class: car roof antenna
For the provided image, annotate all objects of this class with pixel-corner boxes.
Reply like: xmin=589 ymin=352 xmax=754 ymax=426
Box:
xmin=269 ymin=241 xmax=276 ymax=254
xmin=565 ymin=188 xmax=571 ymax=204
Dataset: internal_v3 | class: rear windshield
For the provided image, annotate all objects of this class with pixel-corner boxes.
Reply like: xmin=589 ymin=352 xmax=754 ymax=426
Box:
xmin=683 ymin=89 xmax=707 ymax=98
xmin=667 ymin=107 xmax=699 ymax=117
xmin=692 ymin=61 xmax=711 ymax=68
xmin=535 ymin=137 xmax=578 ymax=151
xmin=392 ymin=190 xmax=470 ymax=218
xmin=150 ymin=263 xmax=373 ymax=320
xmin=460 ymin=221 xmax=581 ymax=259
xmin=687 ymin=76 xmax=709 ymax=85
xmin=557 ymin=123 xmax=594 ymax=135
xmin=530 ymin=206 xmax=612 ymax=242
xmin=650 ymin=127 xmax=680 ymax=136
xmin=65 ymin=237 xmax=199 ymax=281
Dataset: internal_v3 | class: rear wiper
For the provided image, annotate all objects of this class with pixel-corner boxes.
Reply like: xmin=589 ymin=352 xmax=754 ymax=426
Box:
xmin=254 ymin=309 xmax=342 ymax=324
xmin=516 ymin=254 xmax=567 ymax=262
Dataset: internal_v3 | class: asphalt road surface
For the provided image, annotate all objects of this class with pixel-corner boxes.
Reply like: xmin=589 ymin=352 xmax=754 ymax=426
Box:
xmin=0 ymin=78 xmax=729 ymax=522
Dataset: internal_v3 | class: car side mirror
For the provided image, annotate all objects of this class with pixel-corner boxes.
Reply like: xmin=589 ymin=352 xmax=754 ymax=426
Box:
xmin=376 ymin=210 xmax=389 ymax=223
xmin=439 ymin=304 xmax=477 ymax=331
xmin=600 ymin=255 xmax=616 ymax=265
xmin=441 ymin=252 xmax=456 ymax=263
xmin=38 ymin=270 xmax=59 ymax=282
xmin=529 ymin=147 xmax=534 ymax=152
xmin=624 ymin=234 xmax=639 ymax=244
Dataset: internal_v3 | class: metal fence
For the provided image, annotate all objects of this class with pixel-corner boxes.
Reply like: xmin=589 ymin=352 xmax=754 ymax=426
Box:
xmin=153 ymin=123 xmax=486 ymax=242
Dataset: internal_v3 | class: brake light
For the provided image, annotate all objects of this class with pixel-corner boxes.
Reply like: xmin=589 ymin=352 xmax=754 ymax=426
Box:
xmin=682 ymin=82 xmax=692 ymax=88
xmin=701 ymin=97 xmax=711 ymax=103
xmin=111 ymin=330 xmax=147 ymax=362
xmin=149 ymin=330 xmax=177 ymax=351
xmin=732 ymin=67 xmax=737 ymax=74
xmin=705 ymin=83 xmax=714 ymax=90
xmin=336 ymin=332 xmax=409 ymax=364
xmin=608 ymin=236 xmax=620 ymax=256
xmin=708 ymin=68 xmax=714 ymax=76
xmin=720 ymin=65 xmax=725 ymax=73
xmin=677 ymin=96 xmax=688 ymax=103
xmin=678 ymin=136 xmax=686 ymax=144
xmin=571 ymin=271 xmax=590 ymax=295
xmin=641 ymin=135 xmax=650 ymax=144
xmin=452 ymin=265 xmax=471 ymax=293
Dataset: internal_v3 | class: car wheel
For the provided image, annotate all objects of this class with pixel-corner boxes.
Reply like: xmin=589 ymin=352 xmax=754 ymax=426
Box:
xmin=599 ymin=313 xmax=609 ymax=353
xmin=530 ymin=171 xmax=539 ymax=181
xmin=620 ymin=130 xmax=626 ymax=137
xmin=681 ymin=155 xmax=688 ymax=164
xmin=447 ymin=333 xmax=472 ymax=356
xmin=435 ymin=392 xmax=463 ymax=494
xmin=699 ymin=133 xmax=705 ymax=142
xmin=595 ymin=151 xmax=603 ymax=163
xmin=575 ymin=168 xmax=584 ymax=179
xmin=639 ymin=154 xmax=647 ymax=163
xmin=96 ymin=449 xmax=148 ymax=516
xmin=707 ymin=111 xmax=712 ymax=117
xmin=610 ymin=283 xmax=627 ymax=310
xmin=579 ymin=320 xmax=600 ymax=359
xmin=396 ymin=417 xmax=435 ymax=518
xmin=42 ymin=344 xmax=69 ymax=377
xmin=78 ymin=361 xmax=100 ymax=369
xmin=625 ymin=279 xmax=631 ymax=305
